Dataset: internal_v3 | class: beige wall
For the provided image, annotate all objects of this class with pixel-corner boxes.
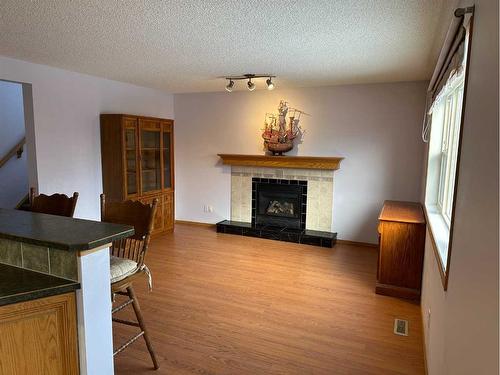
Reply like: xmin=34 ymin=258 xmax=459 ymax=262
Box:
xmin=420 ymin=1 xmax=499 ymax=374
xmin=0 ymin=56 xmax=174 ymax=220
xmin=174 ymin=81 xmax=427 ymax=243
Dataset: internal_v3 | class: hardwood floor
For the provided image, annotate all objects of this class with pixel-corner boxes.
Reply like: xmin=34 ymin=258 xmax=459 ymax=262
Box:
xmin=113 ymin=224 xmax=425 ymax=375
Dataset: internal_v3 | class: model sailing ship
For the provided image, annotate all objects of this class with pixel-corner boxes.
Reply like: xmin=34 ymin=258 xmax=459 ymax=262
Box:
xmin=262 ymin=100 xmax=307 ymax=155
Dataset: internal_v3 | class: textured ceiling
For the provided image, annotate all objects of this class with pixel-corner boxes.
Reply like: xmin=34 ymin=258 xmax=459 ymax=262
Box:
xmin=0 ymin=1 xmax=454 ymax=93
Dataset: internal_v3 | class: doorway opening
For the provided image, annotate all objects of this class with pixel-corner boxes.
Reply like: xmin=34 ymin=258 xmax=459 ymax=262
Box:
xmin=0 ymin=80 xmax=37 ymax=209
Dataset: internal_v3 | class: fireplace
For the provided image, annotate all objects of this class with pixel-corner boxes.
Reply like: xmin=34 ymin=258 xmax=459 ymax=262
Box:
xmin=252 ymin=178 xmax=306 ymax=229
xmin=216 ymin=161 xmax=339 ymax=248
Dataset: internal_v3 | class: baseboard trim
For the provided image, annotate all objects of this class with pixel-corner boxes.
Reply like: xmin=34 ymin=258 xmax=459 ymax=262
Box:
xmin=375 ymin=283 xmax=421 ymax=301
xmin=336 ymin=239 xmax=378 ymax=248
xmin=175 ymin=220 xmax=215 ymax=227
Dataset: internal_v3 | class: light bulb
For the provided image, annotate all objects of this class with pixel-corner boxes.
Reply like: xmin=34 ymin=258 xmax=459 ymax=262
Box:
xmin=266 ymin=78 xmax=275 ymax=90
xmin=225 ymin=79 xmax=234 ymax=92
xmin=247 ymin=79 xmax=256 ymax=91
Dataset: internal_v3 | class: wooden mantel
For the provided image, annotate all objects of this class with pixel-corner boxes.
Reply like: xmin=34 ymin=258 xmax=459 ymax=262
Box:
xmin=218 ymin=154 xmax=344 ymax=170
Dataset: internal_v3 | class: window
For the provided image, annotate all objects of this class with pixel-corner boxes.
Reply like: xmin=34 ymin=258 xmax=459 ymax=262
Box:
xmin=434 ymin=75 xmax=464 ymax=227
xmin=423 ymin=11 xmax=473 ymax=289
xmin=425 ymin=66 xmax=466 ymax=273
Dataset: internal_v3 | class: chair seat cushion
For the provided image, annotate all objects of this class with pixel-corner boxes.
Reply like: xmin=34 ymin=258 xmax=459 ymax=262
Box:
xmin=110 ymin=256 xmax=139 ymax=283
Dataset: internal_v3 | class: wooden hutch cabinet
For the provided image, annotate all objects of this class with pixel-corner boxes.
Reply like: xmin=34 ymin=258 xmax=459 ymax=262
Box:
xmin=100 ymin=114 xmax=174 ymax=234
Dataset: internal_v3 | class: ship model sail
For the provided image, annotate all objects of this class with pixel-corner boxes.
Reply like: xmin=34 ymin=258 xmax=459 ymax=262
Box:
xmin=262 ymin=100 xmax=307 ymax=155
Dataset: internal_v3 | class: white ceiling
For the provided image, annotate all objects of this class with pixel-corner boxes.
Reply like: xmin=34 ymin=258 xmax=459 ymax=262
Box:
xmin=0 ymin=1 xmax=455 ymax=93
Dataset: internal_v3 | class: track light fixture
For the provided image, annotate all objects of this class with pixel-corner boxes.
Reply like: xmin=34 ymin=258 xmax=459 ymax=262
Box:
xmin=222 ymin=74 xmax=276 ymax=92
xmin=225 ymin=79 xmax=234 ymax=92
xmin=247 ymin=79 xmax=256 ymax=91
xmin=266 ymin=77 xmax=275 ymax=90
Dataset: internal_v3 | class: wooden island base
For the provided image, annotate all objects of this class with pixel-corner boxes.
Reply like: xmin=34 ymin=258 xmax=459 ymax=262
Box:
xmin=0 ymin=292 xmax=79 ymax=375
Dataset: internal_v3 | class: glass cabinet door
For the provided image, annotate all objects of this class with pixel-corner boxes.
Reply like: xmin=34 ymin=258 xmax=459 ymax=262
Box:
xmin=124 ymin=128 xmax=138 ymax=196
xmin=163 ymin=131 xmax=172 ymax=189
xmin=140 ymin=129 xmax=161 ymax=192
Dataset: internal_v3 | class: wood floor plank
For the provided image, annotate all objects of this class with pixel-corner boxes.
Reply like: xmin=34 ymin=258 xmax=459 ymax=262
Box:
xmin=113 ymin=224 xmax=425 ymax=374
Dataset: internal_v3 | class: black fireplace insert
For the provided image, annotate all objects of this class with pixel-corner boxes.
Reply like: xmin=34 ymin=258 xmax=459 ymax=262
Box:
xmin=252 ymin=178 xmax=307 ymax=229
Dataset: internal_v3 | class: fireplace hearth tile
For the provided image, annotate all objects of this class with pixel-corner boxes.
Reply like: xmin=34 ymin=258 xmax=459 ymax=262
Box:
xmin=281 ymin=227 xmax=303 ymax=233
xmin=241 ymin=228 xmax=262 ymax=238
xmin=303 ymin=229 xmax=336 ymax=238
xmin=260 ymin=230 xmax=281 ymax=241
xmin=299 ymin=235 xmax=322 ymax=247
xmin=216 ymin=220 xmax=336 ymax=248
xmin=280 ymin=232 xmax=301 ymax=243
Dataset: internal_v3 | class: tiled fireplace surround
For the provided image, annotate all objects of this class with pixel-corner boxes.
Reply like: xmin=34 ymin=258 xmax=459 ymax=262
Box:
xmin=230 ymin=166 xmax=334 ymax=232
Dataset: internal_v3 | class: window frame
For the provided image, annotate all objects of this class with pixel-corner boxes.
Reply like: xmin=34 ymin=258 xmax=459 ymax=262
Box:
xmin=423 ymin=20 xmax=473 ymax=290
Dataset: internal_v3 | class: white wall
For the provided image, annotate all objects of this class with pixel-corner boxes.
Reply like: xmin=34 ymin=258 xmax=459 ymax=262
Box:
xmin=174 ymin=82 xmax=427 ymax=243
xmin=420 ymin=1 xmax=499 ymax=374
xmin=0 ymin=80 xmax=28 ymax=208
xmin=0 ymin=56 xmax=174 ymax=219
xmin=0 ymin=81 xmax=25 ymax=155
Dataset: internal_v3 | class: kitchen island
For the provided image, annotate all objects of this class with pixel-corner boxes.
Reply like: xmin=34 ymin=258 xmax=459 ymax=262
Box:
xmin=0 ymin=208 xmax=134 ymax=375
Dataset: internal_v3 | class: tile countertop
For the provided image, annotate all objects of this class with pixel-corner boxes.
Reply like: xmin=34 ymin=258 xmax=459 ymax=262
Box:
xmin=0 ymin=263 xmax=80 ymax=306
xmin=0 ymin=208 xmax=134 ymax=251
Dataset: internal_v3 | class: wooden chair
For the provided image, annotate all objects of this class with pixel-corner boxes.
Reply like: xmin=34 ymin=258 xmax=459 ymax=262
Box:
xmin=100 ymin=194 xmax=160 ymax=370
xmin=27 ymin=187 xmax=79 ymax=217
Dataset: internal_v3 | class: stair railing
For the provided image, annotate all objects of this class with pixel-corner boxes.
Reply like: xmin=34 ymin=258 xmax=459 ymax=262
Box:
xmin=0 ymin=137 xmax=26 ymax=170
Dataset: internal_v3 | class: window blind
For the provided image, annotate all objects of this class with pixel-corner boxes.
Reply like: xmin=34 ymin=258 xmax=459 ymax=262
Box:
xmin=422 ymin=6 xmax=474 ymax=142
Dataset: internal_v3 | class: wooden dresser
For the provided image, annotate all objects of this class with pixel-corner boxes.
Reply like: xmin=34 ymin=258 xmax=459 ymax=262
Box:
xmin=100 ymin=114 xmax=174 ymax=234
xmin=376 ymin=200 xmax=426 ymax=300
